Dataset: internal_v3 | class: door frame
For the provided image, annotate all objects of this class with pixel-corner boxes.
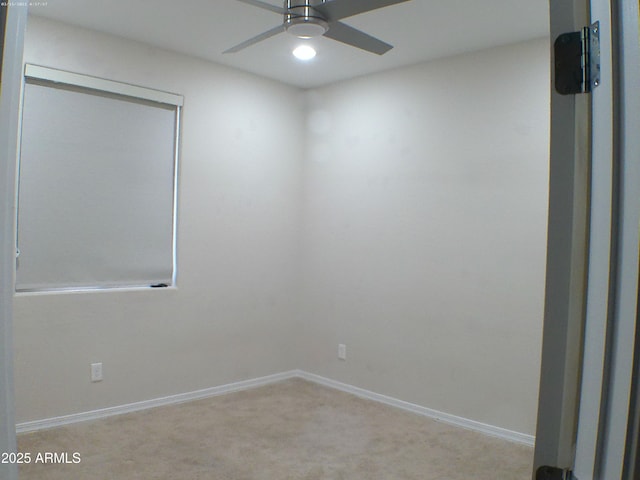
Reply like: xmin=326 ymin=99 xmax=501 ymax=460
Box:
xmin=535 ymin=0 xmax=640 ymax=478
xmin=0 ymin=5 xmax=26 ymax=480
xmin=533 ymin=0 xmax=592 ymax=472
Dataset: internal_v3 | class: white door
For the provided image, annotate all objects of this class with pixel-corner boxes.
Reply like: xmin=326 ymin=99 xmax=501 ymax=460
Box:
xmin=574 ymin=1 xmax=640 ymax=478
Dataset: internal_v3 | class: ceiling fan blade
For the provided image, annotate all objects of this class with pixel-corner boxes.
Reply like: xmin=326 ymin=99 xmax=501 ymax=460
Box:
xmin=235 ymin=0 xmax=286 ymax=15
xmin=324 ymin=21 xmax=393 ymax=55
xmin=314 ymin=0 xmax=411 ymax=22
xmin=223 ymin=24 xmax=286 ymax=54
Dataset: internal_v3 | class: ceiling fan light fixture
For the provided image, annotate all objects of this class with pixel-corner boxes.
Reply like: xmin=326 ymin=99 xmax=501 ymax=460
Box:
xmin=224 ymin=0 xmax=407 ymax=55
xmin=293 ymin=45 xmax=317 ymax=60
xmin=285 ymin=17 xmax=329 ymax=38
xmin=284 ymin=1 xmax=329 ymax=38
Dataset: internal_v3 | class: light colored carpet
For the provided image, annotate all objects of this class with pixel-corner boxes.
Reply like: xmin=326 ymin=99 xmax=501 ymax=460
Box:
xmin=18 ymin=378 xmax=533 ymax=479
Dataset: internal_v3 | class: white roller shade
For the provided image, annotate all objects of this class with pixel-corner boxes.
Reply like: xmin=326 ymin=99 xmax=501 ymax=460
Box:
xmin=16 ymin=69 xmax=180 ymax=291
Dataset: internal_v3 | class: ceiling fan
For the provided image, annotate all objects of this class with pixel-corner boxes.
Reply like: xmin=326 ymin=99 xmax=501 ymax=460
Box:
xmin=224 ymin=0 xmax=411 ymax=55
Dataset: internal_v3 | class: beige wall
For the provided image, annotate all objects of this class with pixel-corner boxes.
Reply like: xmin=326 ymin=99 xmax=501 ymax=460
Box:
xmin=14 ymin=17 xmax=305 ymax=422
xmin=299 ymin=38 xmax=549 ymax=435
xmin=15 ymin=17 xmax=549 ymax=437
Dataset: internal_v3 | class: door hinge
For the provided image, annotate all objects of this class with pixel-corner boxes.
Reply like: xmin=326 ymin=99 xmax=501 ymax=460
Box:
xmin=536 ymin=466 xmax=578 ymax=480
xmin=554 ymin=21 xmax=600 ymax=95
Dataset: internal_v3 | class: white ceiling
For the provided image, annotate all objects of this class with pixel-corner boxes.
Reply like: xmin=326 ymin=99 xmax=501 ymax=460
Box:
xmin=30 ymin=0 xmax=549 ymax=89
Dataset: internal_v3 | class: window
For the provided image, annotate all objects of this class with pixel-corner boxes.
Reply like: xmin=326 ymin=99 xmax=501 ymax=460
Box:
xmin=16 ymin=65 xmax=182 ymax=292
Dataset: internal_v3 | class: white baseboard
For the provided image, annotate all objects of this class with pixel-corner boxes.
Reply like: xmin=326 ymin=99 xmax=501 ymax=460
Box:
xmin=16 ymin=370 xmax=299 ymax=434
xmin=295 ymin=370 xmax=535 ymax=447
xmin=17 ymin=369 xmax=535 ymax=447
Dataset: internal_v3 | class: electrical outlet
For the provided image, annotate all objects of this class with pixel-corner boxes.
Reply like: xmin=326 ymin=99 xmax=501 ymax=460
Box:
xmin=338 ymin=344 xmax=346 ymax=360
xmin=91 ymin=362 xmax=103 ymax=382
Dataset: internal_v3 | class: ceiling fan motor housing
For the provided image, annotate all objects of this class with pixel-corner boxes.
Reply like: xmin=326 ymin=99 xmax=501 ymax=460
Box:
xmin=284 ymin=0 xmax=329 ymax=38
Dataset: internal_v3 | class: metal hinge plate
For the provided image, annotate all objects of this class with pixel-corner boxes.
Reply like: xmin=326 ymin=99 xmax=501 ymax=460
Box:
xmin=536 ymin=466 xmax=578 ymax=480
xmin=554 ymin=21 xmax=600 ymax=95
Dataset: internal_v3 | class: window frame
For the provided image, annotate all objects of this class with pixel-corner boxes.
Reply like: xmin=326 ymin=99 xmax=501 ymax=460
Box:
xmin=15 ymin=64 xmax=183 ymax=294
